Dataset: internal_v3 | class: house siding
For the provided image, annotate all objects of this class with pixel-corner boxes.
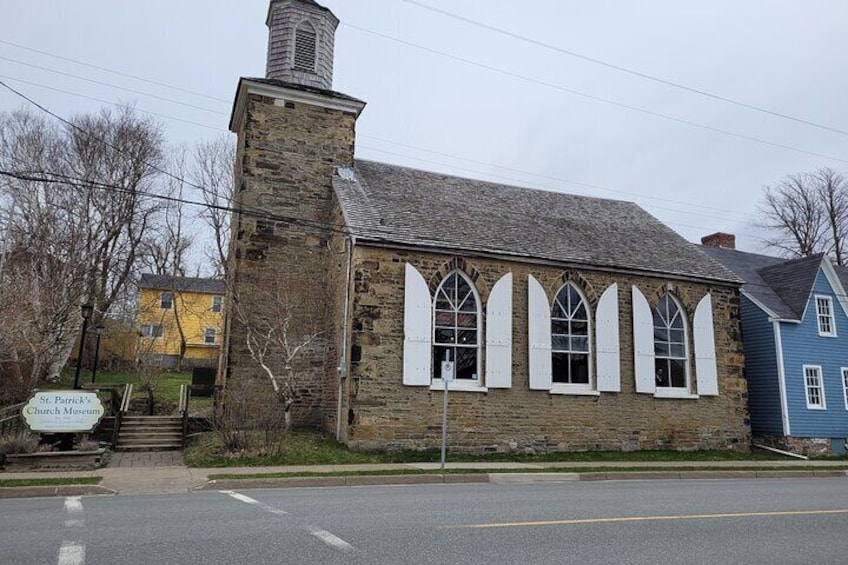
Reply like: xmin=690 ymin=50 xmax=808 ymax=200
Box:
xmin=779 ymin=270 xmax=848 ymax=438
xmin=740 ymin=295 xmax=783 ymax=435
xmin=137 ymin=287 xmax=224 ymax=366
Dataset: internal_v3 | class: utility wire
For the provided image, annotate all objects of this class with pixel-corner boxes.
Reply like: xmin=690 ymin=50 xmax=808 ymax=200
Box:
xmin=342 ymin=23 xmax=848 ymax=166
xmin=0 ymin=56 xmax=225 ymax=115
xmin=399 ymin=0 xmax=848 ymax=138
xmin=0 ymin=75 xmax=224 ymax=131
xmin=0 ymin=39 xmax=230 ymax=104
xmin=0 ymin=73 xmax=755 ymax=224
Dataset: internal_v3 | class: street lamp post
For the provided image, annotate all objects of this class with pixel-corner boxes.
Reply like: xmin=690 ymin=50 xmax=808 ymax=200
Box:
xmin=72 ymin=303 xmax=94 ymax=390
xmin=90 ymin=323 xmax=104 ymax=384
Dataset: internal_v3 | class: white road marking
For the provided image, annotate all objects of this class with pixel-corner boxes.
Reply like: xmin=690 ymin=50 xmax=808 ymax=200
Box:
xmin=220 ymin=490 xmax=288 ymax=515
xmin=57 ymin=542 xmax=85 ymax=565
xmin=64 ymin=497 xmax=83 ymax=514
xmin=307 ymin=527 xmax=354 ymax=553
xmin=64 ymin=497 xmax=85 ymax=529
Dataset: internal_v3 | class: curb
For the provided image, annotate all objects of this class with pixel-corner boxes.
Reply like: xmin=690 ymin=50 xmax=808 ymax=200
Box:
xmin=0 ymin=485 xmax=115 ymax=499
xmin=198 ymin=473 xmax=492 ymax=491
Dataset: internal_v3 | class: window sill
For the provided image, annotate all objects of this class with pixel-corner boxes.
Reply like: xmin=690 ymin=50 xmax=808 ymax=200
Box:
xmin=430 ymin=381 xmax=487 ymax=393
xmin=549 ymin=385 xmax=599 ymax=396
xmin=654 ymin=388 xmax=699 ymax=400
xmin=805 ymin=405 xmax=827 ymax=410
xmin=817 ymin=333 xmax=837 ymax=338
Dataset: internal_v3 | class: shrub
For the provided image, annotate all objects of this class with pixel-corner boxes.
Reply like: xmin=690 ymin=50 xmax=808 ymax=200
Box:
xmin=0 ymin=431 xmax=39 ymax=455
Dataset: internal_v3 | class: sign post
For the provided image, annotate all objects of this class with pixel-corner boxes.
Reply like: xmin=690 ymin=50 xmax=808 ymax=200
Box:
xmin=440 ymin=360 xmax=454 ymax=474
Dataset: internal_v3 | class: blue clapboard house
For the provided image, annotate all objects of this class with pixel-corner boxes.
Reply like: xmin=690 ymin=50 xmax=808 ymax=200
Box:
xmin=702 ymin=233 xmax=848 ymax=456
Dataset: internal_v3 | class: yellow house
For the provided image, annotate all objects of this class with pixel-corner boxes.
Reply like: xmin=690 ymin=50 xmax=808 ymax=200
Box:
xmin=137 ymin=274 xmax=225 ymax=370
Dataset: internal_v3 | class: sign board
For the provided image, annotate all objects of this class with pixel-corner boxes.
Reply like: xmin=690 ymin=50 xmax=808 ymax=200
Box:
xmin=22 ymin=391 xmax=106 ymax=433
xmin=441 ymin=361 xmax=455 ymax=383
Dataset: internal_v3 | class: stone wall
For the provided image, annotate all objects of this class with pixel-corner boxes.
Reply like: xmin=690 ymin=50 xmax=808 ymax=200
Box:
xmin=224 ymin=91 xmax=356 ymax=427
xmin=344 ymin=245 xmax=750 ymax=453
xmin=753 ymin=434 xmax=842 ymax=457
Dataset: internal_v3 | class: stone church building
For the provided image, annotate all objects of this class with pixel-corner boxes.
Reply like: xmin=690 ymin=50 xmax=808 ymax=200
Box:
xmin=223 ymin=0 xmax=750 ymax=453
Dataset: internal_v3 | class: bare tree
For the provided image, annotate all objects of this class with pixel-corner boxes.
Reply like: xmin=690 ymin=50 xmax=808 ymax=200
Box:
xmin=192 ymin=136 xmax=235 ymax=278
xmin=231 ymin=283 xmax=323 ymax=430
xmin=759 ymin=168 xmax=848 ymax=264
xmin=0 ymin=106 xmax=166 ymax=388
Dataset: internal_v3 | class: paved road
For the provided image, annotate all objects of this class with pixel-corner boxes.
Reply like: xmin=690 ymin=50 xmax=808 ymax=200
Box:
xmin=2 ymin=478 xmax=848 ymax=564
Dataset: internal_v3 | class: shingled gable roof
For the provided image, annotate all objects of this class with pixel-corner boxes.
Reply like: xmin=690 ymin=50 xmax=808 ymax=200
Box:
xmin=701 ymin=247 xmax=827 ymax=320
xmin=139 ymin=274 xmax=225 ymax=295
xmin=758 ymin=254 xmax=826 ymax=318
xmin=333 ymin=160 xmax=741 ymax=284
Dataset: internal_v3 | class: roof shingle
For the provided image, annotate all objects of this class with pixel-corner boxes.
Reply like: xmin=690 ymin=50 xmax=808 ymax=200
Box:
xmin=335 ymin=160 xmax=741 ymax=283
xmin=139 ymin=274 xmax=225 ymax=295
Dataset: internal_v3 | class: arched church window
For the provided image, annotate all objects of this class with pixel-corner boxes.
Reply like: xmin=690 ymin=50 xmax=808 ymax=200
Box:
xmin=433 ymin=271 xmax=481 ymax=382
xmin=653 ymin=294 xmax=689 ymax=389
xmin=551 ymin=283 xmax=591 ymax=385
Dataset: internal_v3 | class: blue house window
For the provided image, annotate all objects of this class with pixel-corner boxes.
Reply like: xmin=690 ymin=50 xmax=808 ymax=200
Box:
xmin=842 ymin=368 xmax=848 ymax=411
xmin=816 ymin=296 xmax=836 ymax=337
xmin=804 ymin=365 xmax=826 ymax=409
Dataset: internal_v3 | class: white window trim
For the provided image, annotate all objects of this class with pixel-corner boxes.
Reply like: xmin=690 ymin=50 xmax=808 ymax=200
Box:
xmin=160 ymin=292 xmax=173 ymax=310
xmin=815 ymin=295 xmax=837 ymax=337
xmin=203 ymin=327 xmax=217 ymax=345
xmin=803 ymin=364 xmax=827 ymax=410
xmin=841 ymin=367 xmax=848 ymax=411
xmin=211 ymin=296 xmax=223 ymax=313
xmin=551 ymin=282 xmax=594 ymax=393
xmin=654 ymin=294 xmax=692 ymax=394
xmin=431 ymin=270 xmax=483 ymax=390
xmin=430 ymin=381 xmax=488 ymax=393
xmin=140 ymin=324 xmax=163 ymax=339
xmin=654 ymin=388 xmax=699 ymax=400
xmin=550 ymin=383 xmax=599 ymax=396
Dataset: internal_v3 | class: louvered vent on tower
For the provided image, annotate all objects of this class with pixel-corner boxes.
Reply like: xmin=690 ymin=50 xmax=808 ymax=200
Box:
xmin=294 ymin=22 xmax=317 ymax=72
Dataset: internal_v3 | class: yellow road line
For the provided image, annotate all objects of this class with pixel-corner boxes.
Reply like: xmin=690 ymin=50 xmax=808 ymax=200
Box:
xmin=454 ymin=509 xmax=848 ymax=529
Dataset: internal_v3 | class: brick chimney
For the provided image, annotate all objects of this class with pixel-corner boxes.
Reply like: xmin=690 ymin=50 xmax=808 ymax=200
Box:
xmin=701 ymin=232 xmax=736 ymax=249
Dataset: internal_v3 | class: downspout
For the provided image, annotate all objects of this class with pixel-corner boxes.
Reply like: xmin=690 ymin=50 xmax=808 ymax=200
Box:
xmin=336 ymin=234 xmax=355 ymax=441
xmin=772 ymin=320 xmax=791 ymax=436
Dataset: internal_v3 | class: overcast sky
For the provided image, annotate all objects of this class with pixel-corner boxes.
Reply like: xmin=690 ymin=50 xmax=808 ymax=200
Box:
xmin=2 ymin=0 xmax=847 ymax=254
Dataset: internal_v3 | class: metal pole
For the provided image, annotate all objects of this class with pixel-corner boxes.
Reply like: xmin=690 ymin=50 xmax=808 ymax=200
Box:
xmin=91 ymin=326 xmax=103 ymax=384
xmin=440 ymin=350 xmax=451 ymax=474
xmin=72 ymin=316 xmax=90 ymax=390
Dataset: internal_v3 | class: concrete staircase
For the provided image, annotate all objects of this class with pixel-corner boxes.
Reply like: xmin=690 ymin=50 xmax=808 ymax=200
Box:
xmin=116 ymin=416 xmax=184 ymax=451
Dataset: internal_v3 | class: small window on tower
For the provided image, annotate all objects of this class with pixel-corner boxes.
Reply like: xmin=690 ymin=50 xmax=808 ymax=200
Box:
xmin=294 ymin=21 xmax=317 ymax=73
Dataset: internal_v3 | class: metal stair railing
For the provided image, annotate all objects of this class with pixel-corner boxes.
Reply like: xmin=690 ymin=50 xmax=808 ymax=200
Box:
xmin=179 ymin=384 xmax=191 ymax=447
xmin=111 ymin=383 xmax=133 ymax=448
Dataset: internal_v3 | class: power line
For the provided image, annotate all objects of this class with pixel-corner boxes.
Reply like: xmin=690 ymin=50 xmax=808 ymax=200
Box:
xmin=0 ymin=75 xmax=225 ymax=132
xmin=342 ymin=22 xmax=848 ymax=166
xmin=398 ymin=0 xmax=848 ymax=138
xmin=0 ymin=56 xmax=226 ymax=116
xmin=1 ymin=72 xmax=755 ymax=222
xmin=0 ymin=39 xmax=231 ymax=104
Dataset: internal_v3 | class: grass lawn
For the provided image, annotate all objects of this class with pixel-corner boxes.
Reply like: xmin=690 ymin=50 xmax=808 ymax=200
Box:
xmin=0 ymin=477 xmax=101 ymax=488
xmin=185 ymin=429 xmax=800 ymax=468
xmin=40 ymin=370 xmax=213 ymax=415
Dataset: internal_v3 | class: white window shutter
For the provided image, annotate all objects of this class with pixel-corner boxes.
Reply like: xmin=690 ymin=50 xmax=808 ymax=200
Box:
xmin=694 ymin=293 xmax=719 ymax=396
xmin=403 ymin=263 xmax=432 ymax=386
xmin=595 ymin=283 xmax=620 ymax=392
xmin=528 ymin=275 xmax=552 ymax=390
xmin=486 ymin=273 xmax=513 ymax=389
xmin=632 ymin=286 xmax=655 ymax=394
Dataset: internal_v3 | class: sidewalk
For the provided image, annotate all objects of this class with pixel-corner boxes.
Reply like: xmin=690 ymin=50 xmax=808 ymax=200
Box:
xmin=1 ymin=454 xmax=847 ymax=498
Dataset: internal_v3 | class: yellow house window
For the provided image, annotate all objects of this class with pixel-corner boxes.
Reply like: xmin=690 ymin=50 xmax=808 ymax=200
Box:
xmin=212 ymin=296 xmax=223 ymax=313
xmin=204 ymin=328 xmax=217 ymax=345
xmin=160 ymin=292 xmax=173 ymax=309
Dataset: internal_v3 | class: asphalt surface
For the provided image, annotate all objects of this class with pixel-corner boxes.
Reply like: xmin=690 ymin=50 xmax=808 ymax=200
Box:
xmin=2 ymin=478 xmax=848 ymax=564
